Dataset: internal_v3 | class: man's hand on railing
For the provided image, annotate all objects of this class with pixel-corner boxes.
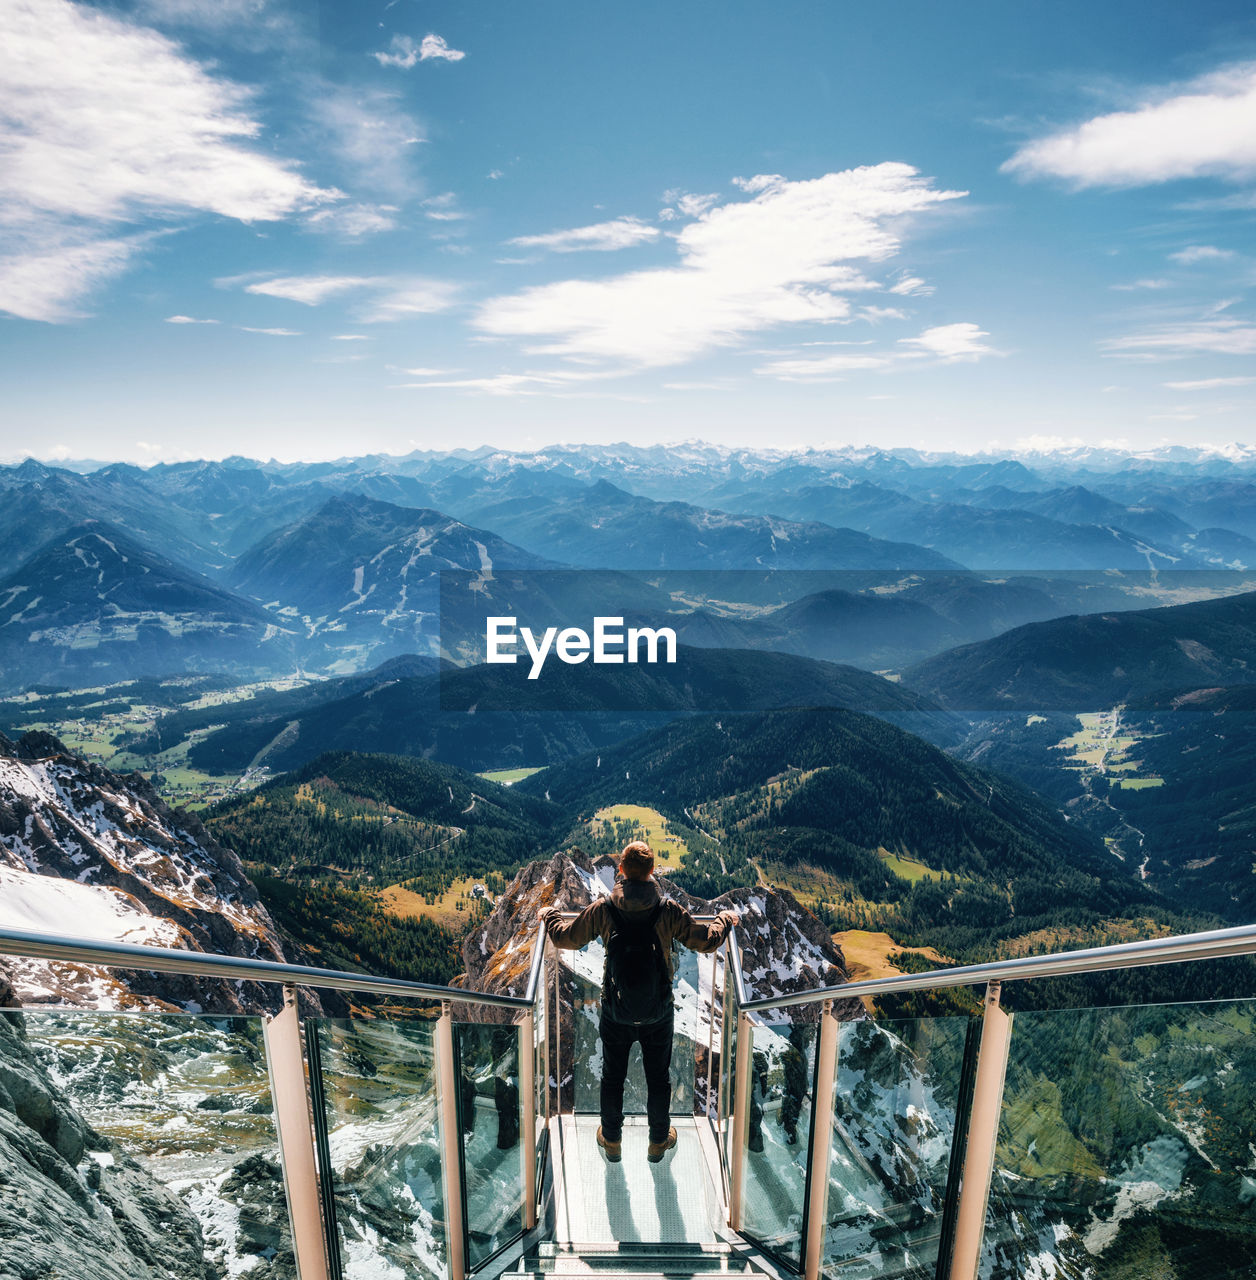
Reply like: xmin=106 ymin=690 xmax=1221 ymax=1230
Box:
xmin=537 ymin=906 xmax=556 ymax=932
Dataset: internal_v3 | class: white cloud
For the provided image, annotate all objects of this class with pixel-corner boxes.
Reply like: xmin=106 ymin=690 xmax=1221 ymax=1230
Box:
xmin=358 ymin=281 xmax=459 ymax=322
xmin=860 ymin=305 xmax=908 ymax=323
xmin=898 ymin=322 xmax=995 ymax=361
xmin=1111 ymin=278 xmax=1172 ymax=291
xmin=332 ymin=333 xmax=371 ymax=341
xmin=311 ymin=89 xmax=426 ymax=200
xmin=306 ymin=203 xmax=400 ymax=236
xmin=756 ymin=321 xmax=997 ymax=381
xmin=1163 ymin=375 xmax=1256 ymax=389
xmin=476 ymin=163 xmax=965 ymax=368
xmin=756 ymin=351 xmax=893 ymax=380
xmin=1004 ymin=63 xmax=1256 ymax=187
xmin=238 ymin=272 xmax=458 ymax=321
xmin=1103 ymin=318 xmax=1256 ymax=358
xmin=0 ymin=0 xmax=338 ymax=322
xmin=239 ymin=325 xmax=301 ymax=335
xmin=1169 ymin=244 xmax=1235 ymax=264
xmin=487 ymin=169 xmax=504 ymax=180
xmin=165 ymin=314 xmax=219 ymax=324
xmin=889 ymin=275 xmax=933 ymax=296
xmin=422 ymin=192 xmax=466 ymax=222
xmin=509 ymin=217 xmax=661 ymax=253
xmin=678 ymin=192 xmax=720 ymax=217
xmin=0 ymin=233 xmax=145 ymax=323
xmin=246 ymin=275 xmax=374 ymax=305
xmin=373 ymin=33 xmax=466 ymax=69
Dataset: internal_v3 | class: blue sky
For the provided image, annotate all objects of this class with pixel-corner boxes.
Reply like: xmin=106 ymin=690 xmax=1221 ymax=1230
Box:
xmin=2 ymin=0 xmax=1255 ymax=463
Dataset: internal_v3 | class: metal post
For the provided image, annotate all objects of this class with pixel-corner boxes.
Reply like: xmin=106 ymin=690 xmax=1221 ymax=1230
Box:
xmin=707 ymin=951 xmax=720 ymax=1122
xmin=803 ymin=1001 xmax=839 ymax=1280
xmin=435 ymin=1002 xmax=467 ymax=1280
xmin=543 ymin=943 xmax=553 ymax=1122
xmin=727 ymin=1009 xmax=754 ymax=1231
xmin=519 ymin=1012 xmax=538 ymax=1229
xmin=264 ymin=987 xmax=332 ymax=1280
xmin=948 ymin=981 xmax=1013 ymax=1280
xmin=552 ymin=946 xmax=564 ymax=1116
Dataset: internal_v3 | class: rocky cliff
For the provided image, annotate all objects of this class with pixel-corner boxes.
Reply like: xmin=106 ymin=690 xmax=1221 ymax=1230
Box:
xmin=461 ymin=847 xmax=855 ymax=1009
xmin=0 ymin=731 xmax=291 ymax=1012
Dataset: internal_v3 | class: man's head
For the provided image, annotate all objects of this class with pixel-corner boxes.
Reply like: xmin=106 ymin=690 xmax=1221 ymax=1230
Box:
xmin=619 ymin=840 xmax=655 ymax=882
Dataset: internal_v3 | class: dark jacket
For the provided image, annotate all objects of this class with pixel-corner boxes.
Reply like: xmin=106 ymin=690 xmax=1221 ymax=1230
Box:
xmin=543 ymin=876 xmax=737 ymax=985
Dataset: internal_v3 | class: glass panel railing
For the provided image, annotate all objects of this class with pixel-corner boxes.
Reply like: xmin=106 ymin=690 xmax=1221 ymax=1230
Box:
xmin=311 ymin=1016 xmax=446 ymax=1280
xmin=720 ymin=942 xmax=741 ymax=1179
xmin=824 ymin=1015 xmax=973 ymax=1280
xmin=739 ymin=1016 xmax=819 ymax=1268
xmin=16 ymin=1010 xmax=292 ymax=1279
xmin=566 ymin=937 xmax=697 ymax=1118
xmin=533 ymin=952 xmax=549 ymax=1195
xmin=980 ymin=1000 xmax=1256 ymax=1280
xmin=453 ymin=1021 xmax=526 ymax=1269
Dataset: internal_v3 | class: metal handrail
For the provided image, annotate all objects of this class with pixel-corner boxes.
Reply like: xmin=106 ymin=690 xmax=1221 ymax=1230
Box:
xmin=732 ymin=920 xmax=1256 ymax=1012
xmin=0 ymin=924 xmax=539 ymax=1010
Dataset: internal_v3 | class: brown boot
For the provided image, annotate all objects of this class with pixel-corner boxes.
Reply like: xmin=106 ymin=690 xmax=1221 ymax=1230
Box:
xmin=647 ymin=1126 xmax=677 ymax=1162
xmin=596 ymin=1126 xmax=622 ymax=1162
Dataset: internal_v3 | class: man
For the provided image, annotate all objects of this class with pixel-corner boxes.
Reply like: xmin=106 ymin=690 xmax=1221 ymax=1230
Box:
xmin=538 ymin=841 xmax=739 ymax=1163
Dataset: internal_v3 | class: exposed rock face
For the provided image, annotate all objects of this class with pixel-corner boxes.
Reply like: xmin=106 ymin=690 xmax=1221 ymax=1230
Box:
xmin=461 ymin=849 xmax=859 ymax=1116
xmin=0 ymin=1006 xmax=215 ymax=1280
xmin=0 ymin=731 xmax=291 ymax=1012
xmin=462 ymin=847 xmax=856 ymax=1014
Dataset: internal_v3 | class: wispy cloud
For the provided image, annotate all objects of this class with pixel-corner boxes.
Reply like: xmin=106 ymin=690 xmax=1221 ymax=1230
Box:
xmin=889 ymin=275 xmax=933 ymax=296
xmin=898 ymin=322 xmax=996 ymax=361
xmin=422 ymin=192 xmax=466 ymax=222
xmin=306 ymin=203 xmax=400 ymax=236
xmin=1169 ymin=244 xmax=1235 ymax=264
xmin=237 ymin=272 xmax=459 ymax=321
xmin=373 ymin=33 xmax=466 ymax=69
xmin=1111 ymin=278 xmax=1172 ymax=291
xmin=1163 ymin=375 xmax=1256 ymax=389
xmin=1103 ymin=317 xmax=1256 ymax=359
xmin=245 ymin=276 xmax=375 ymax=305
xmin=165 ymin=314 xmax=219 ymax=324
xmin=475 ymin=164 xmax=965 ymax=369
xmin=509 ymin=217 xmax=661 ymax=253
xmin=239 ymin=326 xmax=301 ymax=335
xmin=659 ymin=190 xmax=721 ymax=221
xmin=757 ymin=322 xmax=997 ymax=381
xmin=0 ymin=233 xmax=146 ymax=323
xmin=311 ymin=88 xmax=426 ymax=201
xmin=0 ymin=0 xmax=339 ymax=322
xmin=1004 ymin=63 xmax=1256 ymax=187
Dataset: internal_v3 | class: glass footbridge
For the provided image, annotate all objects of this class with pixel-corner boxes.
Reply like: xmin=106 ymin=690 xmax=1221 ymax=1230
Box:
xmin=4 ymin=913 xmax=1256 ymax=1280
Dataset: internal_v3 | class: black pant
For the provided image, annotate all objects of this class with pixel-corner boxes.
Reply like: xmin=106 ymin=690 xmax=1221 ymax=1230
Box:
xmin=599 ymin=1010 xmax=673 ymax=1144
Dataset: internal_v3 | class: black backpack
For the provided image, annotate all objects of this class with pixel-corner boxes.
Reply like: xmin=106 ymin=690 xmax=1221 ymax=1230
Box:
xmin=602 ymin=902 xmax=670 ymax=1025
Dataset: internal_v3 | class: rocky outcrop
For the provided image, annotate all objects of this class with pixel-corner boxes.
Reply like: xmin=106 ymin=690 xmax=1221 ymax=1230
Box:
xmin=460 ymin=849 xmax=859 ymax=1116
xmin=0 ymin=731 xmax=292 ymax=1012
xmin=462 ymin=847 xmax=855 ymax=1012
xmin=0 ymin=1005 xmax=215 ymax=1280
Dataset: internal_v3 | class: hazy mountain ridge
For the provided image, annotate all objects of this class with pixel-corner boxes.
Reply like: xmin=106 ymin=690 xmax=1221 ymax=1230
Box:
xmin=907 ymin=589 xmax=1256 ymax=709
xmin=0 ymin=524 xmax=298 ymax=692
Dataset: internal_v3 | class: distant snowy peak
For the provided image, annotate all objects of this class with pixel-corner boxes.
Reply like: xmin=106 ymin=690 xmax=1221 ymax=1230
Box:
xmin=0 ymin=731 xmax=290 ymax=1011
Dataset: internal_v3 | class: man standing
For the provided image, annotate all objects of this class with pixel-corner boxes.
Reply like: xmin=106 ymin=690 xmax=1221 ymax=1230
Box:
xmin=538 ymin=841 xmax=739 ymax=1163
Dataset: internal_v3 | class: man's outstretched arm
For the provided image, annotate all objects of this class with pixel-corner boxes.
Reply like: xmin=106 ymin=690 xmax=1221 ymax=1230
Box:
xmin=672 ymin=905 xmax=740 ymax=953
xmin=538 ymin=899 xmax=607 ymax=949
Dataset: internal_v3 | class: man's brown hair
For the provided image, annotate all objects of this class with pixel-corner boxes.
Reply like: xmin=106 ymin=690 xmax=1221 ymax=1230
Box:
xmin=619 ymin=840 xmax=655 ymax=882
